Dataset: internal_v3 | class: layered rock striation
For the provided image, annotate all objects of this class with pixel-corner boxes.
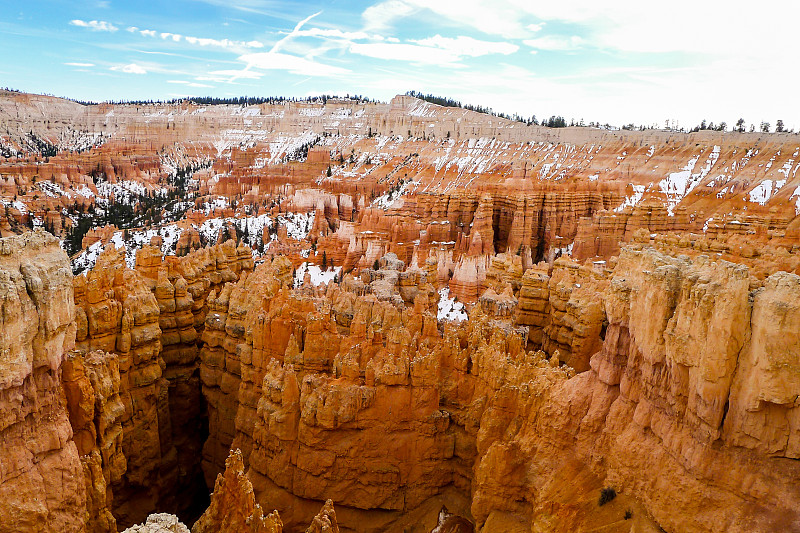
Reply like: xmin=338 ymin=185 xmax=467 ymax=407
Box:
xmin=1 ymin=182 xmax=800 ymax=532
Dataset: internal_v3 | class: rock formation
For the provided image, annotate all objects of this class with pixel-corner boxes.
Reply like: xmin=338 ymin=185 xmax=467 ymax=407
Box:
xmin=1 ymin=89 xmax=800 ymax=532
xmin=0 ymin=230 xmax=84 ymax=532
xmin=63 ymin=349 xmax=126 ymax=533
xmin=192 ymin=449 xmax=283 ymax=533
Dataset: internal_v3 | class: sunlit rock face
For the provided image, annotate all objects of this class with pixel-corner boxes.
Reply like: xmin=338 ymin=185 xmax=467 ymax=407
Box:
xmin=0 ymin=230 xmax=84 ymax=532
xmin=1 ymin=89 xmax=800 ymax=533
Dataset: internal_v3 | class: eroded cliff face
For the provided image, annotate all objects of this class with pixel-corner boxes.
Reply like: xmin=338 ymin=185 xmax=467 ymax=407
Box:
xmin=586 ymin=249 xmax=800 ymax=531
xmin=4 ymin=90 xmax=800 ymax=288
xmin=63 ymin=349 xmax=126 ymax=533
xmin=187 ymin=247 xmax=799 ymax=532
xmin=0 ymin=230 xmax=84 ymax=532
xmin=67 ymin=239 xmax=254 ymax=527
xmin=470 ymin=248 xmax=800 ymax=531
xmin=0 ymin=227 xmax=798 ymax=532
xmin=2 ymin=87 xmax=800 ymax=532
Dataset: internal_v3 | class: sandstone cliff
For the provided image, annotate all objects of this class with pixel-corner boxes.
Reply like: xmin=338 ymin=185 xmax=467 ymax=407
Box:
xmin=2 ymin=85 xmax=800 ymax=532
xmin=0 ymin=230 xmax=84 ymax=532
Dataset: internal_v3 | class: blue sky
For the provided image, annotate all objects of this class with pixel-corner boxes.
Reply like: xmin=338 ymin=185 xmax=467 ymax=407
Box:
xmin=2 ymin=0 xmax=798 ymax=130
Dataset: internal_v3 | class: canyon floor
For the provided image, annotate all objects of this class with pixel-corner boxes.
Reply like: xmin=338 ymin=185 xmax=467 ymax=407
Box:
xmin=1 ymin=90 xmax=799 ymax=532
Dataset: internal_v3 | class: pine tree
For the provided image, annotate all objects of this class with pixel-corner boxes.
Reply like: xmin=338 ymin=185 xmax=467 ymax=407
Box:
xmin=322 ymin=251 xmax=327 ymax=270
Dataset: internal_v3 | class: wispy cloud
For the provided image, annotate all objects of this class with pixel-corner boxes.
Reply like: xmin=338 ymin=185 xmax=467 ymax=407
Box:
xmin=523 ymin=36 xmax=583 ymax=51
xmin=412 ymin=35 xmax=518 ymax=57
xmin=198 ymin=69 xmax=264 ymax=82
xmin=185 ymin=36 xmax=263 ymax=49
xmin=70 ymin=19 xmax=118 ymax=32
xmin=111 ymin=63 xmax=147 ymax=74
xmin=129 ymin=25 xmax=264 ymax=50
xmin=65 ymin=62 xmax=95 ymax=67
xmin=238 ymin=52 xmax=350 ymax=77
xmin=350 ymin=35 xmax=517 ymax=65
xmin=189 ymin=0 xmax=297 ymax=19
xmin=292 ymin=28 xmax=384 ymax=42
xmin=362 ymin=0 xmax=419 ymax=32
xmin=362 ymin=0 xmax=533 ymax=38
xmin=168 ymin=80 xmax=214 ymax=88
xmin=269 ymin=11 xmax=321 ymax=53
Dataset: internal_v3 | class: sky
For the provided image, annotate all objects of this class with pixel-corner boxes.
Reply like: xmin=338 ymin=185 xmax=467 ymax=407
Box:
xmin=2 ymin=0 xmax=798 ymax=131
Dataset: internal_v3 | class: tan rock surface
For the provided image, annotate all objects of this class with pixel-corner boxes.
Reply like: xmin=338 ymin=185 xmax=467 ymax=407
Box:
xmin=63 ymin=349 xmax=127 ymax=533
xmin=0 ymin=230 xmax=85 ymax=532
xmin=193 ymin=449 xmax=283 ymax=533
xmin=2 ymin=87 xmax=800 ymax=532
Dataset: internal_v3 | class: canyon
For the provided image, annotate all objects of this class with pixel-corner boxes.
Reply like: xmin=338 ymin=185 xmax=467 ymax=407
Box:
xmin=1 ymin=90 xmax=799 ymax=532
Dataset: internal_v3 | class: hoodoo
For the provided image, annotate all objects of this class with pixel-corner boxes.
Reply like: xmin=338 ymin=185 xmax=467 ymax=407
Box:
xmin=0 ymin=88 xmax=799 ymax=532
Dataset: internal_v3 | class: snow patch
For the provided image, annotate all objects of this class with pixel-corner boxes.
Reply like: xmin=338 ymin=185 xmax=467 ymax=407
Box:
xmin=438 ymin=288 xmax=468 ymax=322
xmin=277 ymin=212 xmax=314 ymax=240
xmin=293 ymin=262 xmax=341 ymax=288
xmin=658 ymin=146 xmax=719 ymax=215
xmin=790 ymin=185 xmax=800 ymax=215
xmin=748 ymin=179 xmax=786 ymax=206
xmin=614 ymin=185 xmax=645 ymax=212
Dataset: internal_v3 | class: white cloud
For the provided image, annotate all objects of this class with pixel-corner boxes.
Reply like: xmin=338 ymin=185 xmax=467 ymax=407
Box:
xmin=270 ymin=11 xmax=322 ymax=54
xmin=183 ymin=36 xmax=263 ymax=49
xmin=523 ymin=35 xmax=583 ymax=51
xmin=191 ymin=0 xmax=285 ymax=16
xmin=131 ymin=27 xmax=264 ymax=50
xmin=350 ymin=35 xmax=517 ymax=65
xmin=167 ymin=80 xmax=214 ymax=88
xmin=199 ymin=69 xmax=264 ymax=81
xmin=111 ymin=63 xmax=147 ymax=74
xmin=363 ymin=0 xmax=420 ymax=31
xmin=412 ymin=35 xmax=518 ymax=57
xmin=362 ymin=0 xmax=531 ymax=38
xmin=239 ymin=51 xmax=350 ymax=77
xmin=292 ymin=28 xmax=383 ymax=41
xmin=350 ymin=42 xmax=461 ymax=64
xmin=65 ymin=62 xmax=95 ymax=67
xmin=70 ymin=19 xmax=118 ymax=32
xmin=526 ymin=23 xmax=544 ymax=33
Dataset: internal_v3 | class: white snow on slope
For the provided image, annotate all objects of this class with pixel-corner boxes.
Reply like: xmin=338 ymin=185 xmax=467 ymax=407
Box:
xmin=71 ymin=241 xmax=104 ymax=273
xmin=614 ymin=185 xmax=645 ymax=212
xmin=790 ymin=185 xmax=800 ymax=215
xmin=38 ymin=181 xmax=71 ymax=199
xmin=748 ymin=179 xmax=787 ymax=205
xmin=293 ymin=262 xmax=341 ymax=288
xmin=658 ymin=146 xmax=720 ymax=215
xmin=277 ymin=212 xmax=314 ymax=240
xmin=438 ymin=288 xmax=468 ymax=322
xmin=75 ymin=184 xmax=95 ymax=198
xmin=108 ymin=224 xmax=184 ymax=268
xmin=373 ymin=180 xmax=416 ymax=209
xmin=408 ymin=100 xmax=436 ymax=118
xmin=1 ymin=198 xmax=29 ymax=213
xmin=202 ymin=196 xmax=229 ymax=215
